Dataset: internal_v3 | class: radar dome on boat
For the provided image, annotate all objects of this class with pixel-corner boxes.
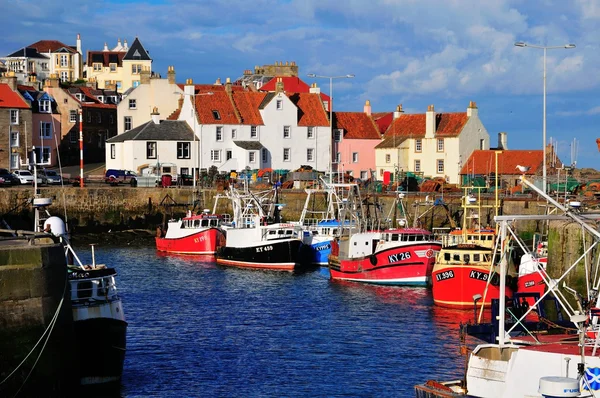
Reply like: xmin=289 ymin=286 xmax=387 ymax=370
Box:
xmin=538 ymin=376 xmax=579 ymax=397
xmin=43 ymin=216 xmax=66 ymax=237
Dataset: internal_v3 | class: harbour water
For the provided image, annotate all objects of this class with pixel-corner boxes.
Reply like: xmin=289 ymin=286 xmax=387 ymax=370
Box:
xmin=91 ymin=246 xmax=473 ymax=397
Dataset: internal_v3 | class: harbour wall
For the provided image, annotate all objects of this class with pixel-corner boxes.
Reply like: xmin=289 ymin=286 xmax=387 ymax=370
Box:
xmin=0 ymin=236 xmax=76 ymax=396
xmin=0 ymin=187 xmax=591 ymax=286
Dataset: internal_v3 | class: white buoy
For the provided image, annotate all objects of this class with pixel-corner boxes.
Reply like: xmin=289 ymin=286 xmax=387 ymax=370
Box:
xmin=538 ymin=376 xmax=579 ymax=397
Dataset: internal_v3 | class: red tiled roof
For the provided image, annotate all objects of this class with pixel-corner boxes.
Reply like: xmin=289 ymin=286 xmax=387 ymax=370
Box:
xmin=167 ymin=108 xmax=181 ymax=121
xmin=17 ymin=84 xmax=37 ymax=92
xmin=334 ymin=112 xmax=381 ymax=139
xmin=386 ymin=114 xmax=426 ymax=138
xmin=261 ymin=76 xmax=331 ymax=103
xmin=232 ymin=92 xmax=267 ymax=125
xmin=384 ymin=112 xmax=468 ymax=138
xmin=436 ymin=113 xmax=468 ymax=137
xmin=28 ymin=40 xmax=76 ymax=53
xmin=0 ymin=83 xmax=30 ymax=109
xmin=288 ymin=93 xmax=329 ymax=127
xmin=196 ymin=91 xmax=240 ymax=125
xmin=460 ymin=150 xmax=544 ymax=175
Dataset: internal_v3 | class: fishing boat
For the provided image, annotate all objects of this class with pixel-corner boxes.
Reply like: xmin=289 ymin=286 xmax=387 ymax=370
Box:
xmin=416 ymin=177 xmax=600 ymax=397
xmin=431 ymin=188 xmax=517 ymax=308
xmin=216 ymin=185 xmax=304 ymax=271
xmin=155 ymin=209 xmax=226 ymax=254
xmin=327 ymin=184 xmax=442 ymax=286
xmin=297 ymin=181 xmax=361 ymax=267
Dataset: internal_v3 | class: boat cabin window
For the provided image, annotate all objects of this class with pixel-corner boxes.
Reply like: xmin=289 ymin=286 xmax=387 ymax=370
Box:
xmin=444 ymin=252 xmax=451 ymax=261
xmin=201 ymin=219 xmax=209 ymax=227
xmin=76 ymin=281 xmax=93 ymax=299
xmin=473 ymin=254 xmax=480 ymax=262
xmin=332 ymin=229 xmax=338 ymax=235
xmin=269 ymin=230 xmax=277 ymax=236
xmin=464 ymin=254 xmax=470 ymax=264
xmin=210 ymin=219 xmax=219 ymax=227
xmin=453 ymin=253 xmax=461 ymax=261
xmin=391 ymin=234 xmax=399 ymax=241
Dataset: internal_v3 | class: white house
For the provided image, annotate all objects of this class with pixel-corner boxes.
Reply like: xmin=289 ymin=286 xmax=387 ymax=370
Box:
xmin=105 ymin=108 xmax=195 ymax=176
xmin=375 ymin=102 xmax=489 ymax=184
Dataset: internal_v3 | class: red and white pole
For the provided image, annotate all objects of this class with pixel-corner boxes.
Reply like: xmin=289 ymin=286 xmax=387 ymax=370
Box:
xmin=79 ymin=109 xmax=84 ymax=187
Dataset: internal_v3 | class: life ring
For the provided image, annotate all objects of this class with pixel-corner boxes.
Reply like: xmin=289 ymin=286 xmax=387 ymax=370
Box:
xmin=369 ymin=255 xmax=377 ymax=266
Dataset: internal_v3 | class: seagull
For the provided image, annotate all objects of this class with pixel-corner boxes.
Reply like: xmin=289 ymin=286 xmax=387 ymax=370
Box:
xmin=516 ymin=165 xmax=531 ymax=173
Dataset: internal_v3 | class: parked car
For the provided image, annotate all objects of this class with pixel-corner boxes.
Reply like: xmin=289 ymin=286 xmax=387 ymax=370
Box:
xmin=12 ymin=170 xmax=35 ymax=185
xmin=105 ymin=169 xmax=138 ymax=186
xmin=0 ymin=168 xmax=18 ymax=186
xmin=40 ymin=169 xmax=62 ymax=185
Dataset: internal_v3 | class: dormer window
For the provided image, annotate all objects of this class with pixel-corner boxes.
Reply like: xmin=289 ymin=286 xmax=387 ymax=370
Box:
xmin=97 ymin=96 xmax=104 ymax=103
xmin=212 ymin=110 xmax=221 ymax=120
xmin=75 ymin=93 xmax=84 ymax=101
xmin=39 ymin=100 xmax=50 ymax=113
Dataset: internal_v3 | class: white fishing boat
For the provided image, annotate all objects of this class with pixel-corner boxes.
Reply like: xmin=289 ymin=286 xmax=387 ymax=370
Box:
xmin=416 ymin=176 xmax=600 ymax=397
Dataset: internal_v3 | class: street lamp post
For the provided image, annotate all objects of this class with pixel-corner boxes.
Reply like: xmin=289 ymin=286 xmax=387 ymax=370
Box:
xmin=514 ymin=41 xmax=576 ymax=194
xmin=307 ymin=73 xmax=355 ymax=182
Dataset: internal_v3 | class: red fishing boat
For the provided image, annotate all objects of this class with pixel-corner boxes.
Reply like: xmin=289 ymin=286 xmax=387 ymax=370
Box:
xmin=329 ymin=228 xmax=442 ymax=286
xmin=516 ymin=240 xmax=548 ymax=304
xmin=431 ymin=190 xmax=517 ymax=309
xmin=155 ymin=210 xmax=226 ymax=254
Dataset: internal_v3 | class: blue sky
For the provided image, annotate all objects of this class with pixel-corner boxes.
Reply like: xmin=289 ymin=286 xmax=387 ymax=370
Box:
xmin=1 ymin=0 xmax=598 ymax=169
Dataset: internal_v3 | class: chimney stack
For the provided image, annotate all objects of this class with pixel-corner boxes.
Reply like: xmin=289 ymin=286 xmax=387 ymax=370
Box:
xmin=309 ymin=82 xmax=320 ymax=95
xmin=103 ymin=42 xmax=108 ymax=52
xmin=44 ymin=73 xmax=60 ymax=89
xmin=0 ymin=71 xmax=18 ymax=91
xmin=215 ymin=77 xmax=222 ymax=85
xmin=425 ymin=104 xmax=436 ymax=138
xmin=363 ymin=100 xmax=372 ymax=116
xmin=167 ymin=66 xmax=176 ymax=84
xmin=76 ymin=33 xmax=81 ymax=54
xmin=151 ymin=107 xmax=160 ymax=124
xmin=498 ymin=132 xmax=508 ymax=150
xmin=393 ymin=104 xmax=404 ymax=119
xmin=225 ymin=77 xmax=232 ymax=94
xmin=123 ymin=39 xmax=128 ymax=50
xmin=275 ymin=77 xmax=284 ymax=93
xmin=140 ymin=66 xmax=151 ymax=85
xmin=467 ymin=100 xmax=478 ymax=118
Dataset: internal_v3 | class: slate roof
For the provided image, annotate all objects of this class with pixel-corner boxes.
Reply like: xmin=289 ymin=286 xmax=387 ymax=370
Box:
xmin=107 ymin=120 xmax=193 ymax=143
xmin=459 ymin=150 xmax=547 ymax=175
xmin=123 ymin=38 xmax=151 ymax=61
xmin=375 ymin=135 xmax=407 ymax=149
xmin=68 ymin=86 xmax=118 ymax=109
xmin=234 ymin=141 xmax=263 ymax=150
xmin=0 ymin=83 xmax=30 ymax=108
xmin=6 ymin=47 xmax=48 ymax=59
xmin=288 ymin=93 xmax=329 ymax=127
xmin=333 ymin=111 xmax=381 ymax=139
xmin=86 ymin=51 xmax=126 ymax=67
xmin=27 ymin=40 xmax=77 ymax=54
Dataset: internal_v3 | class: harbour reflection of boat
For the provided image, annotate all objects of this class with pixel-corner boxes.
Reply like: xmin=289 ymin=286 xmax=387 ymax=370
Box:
xmin=331 ymin=280 xmax=430 ymax=305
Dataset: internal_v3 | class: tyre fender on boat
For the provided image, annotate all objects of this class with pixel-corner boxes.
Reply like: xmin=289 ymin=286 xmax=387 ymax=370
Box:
xmin=490 ymin=273 xmax=500 ymax=286
xmin=369 ymin=254 xmax=377 ymax=266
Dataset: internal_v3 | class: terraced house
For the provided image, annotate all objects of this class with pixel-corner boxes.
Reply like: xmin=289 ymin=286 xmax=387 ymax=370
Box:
xmin=376 ymin=101 xmax=490 ymax=184
xmin=0 ymin=73 xmax=31 ymax=169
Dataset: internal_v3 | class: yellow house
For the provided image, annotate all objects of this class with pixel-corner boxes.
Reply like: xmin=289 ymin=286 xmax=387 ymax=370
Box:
xmin=375 ymin=102 xmax=490 ymax=185
xmin=84 ymin=38 xmax=152 ymax=93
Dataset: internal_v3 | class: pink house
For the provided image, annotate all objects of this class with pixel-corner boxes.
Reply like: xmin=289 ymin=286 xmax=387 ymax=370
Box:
xmin=332 ymin=101 xmax=383 ymax=180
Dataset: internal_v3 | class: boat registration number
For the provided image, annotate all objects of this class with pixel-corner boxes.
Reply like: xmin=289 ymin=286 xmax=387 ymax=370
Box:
xmin=388 ymin=252 xmax=411 ymax=263
xmin=469 ymin=270 xmax=489 ymax=282
xmin=435 ymin=270 xmax=454 ymax=281
xmin=256 ymin=245 xmax=274 ymax=253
